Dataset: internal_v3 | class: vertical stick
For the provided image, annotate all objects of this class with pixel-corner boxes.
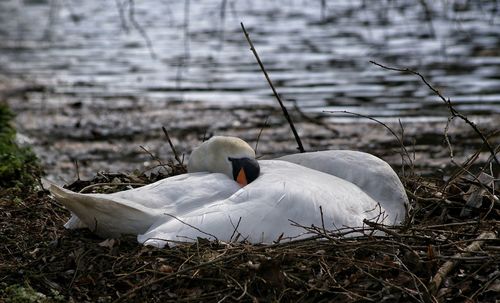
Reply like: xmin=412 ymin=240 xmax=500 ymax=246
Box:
xmin=162 ymin=126 xmax=184 ymax=168
xmin=241 ymin=22 xmax=305 ymax=153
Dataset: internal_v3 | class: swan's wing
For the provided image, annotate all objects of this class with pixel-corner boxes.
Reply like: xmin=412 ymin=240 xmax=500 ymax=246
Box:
xmin=48 ymin=173 xmax=241 ymax=238
xmin=278 ymin=150 xmax=408 ymax=223
xmin=108 ymin=172 xmax=241 ymax=214
xmin=139 ymin=161 xmax=383 ymax=248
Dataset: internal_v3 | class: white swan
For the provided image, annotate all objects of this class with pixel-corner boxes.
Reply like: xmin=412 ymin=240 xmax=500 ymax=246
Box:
xmin=48 ymin=136 xmax=408 ymax=247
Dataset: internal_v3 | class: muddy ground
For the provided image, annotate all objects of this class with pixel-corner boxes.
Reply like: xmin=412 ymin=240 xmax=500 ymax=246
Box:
xmin=1 ymin=75 xmax=498 ymax=184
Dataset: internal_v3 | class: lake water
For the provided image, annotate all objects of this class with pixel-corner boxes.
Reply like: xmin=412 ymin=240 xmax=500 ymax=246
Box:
xmin=1 ymin=0 xmax=499 ymax=122
xmin=1 ymin=0 xmax=499 ymax=181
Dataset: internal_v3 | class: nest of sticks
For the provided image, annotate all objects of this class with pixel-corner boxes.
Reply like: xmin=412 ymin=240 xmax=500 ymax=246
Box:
xmin=1 ymin=148 xmax=498 ymax=303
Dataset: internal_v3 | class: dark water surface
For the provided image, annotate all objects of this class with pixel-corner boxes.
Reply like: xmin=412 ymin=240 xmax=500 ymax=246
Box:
xmin=1 ymin=0 xmax=499 ymax=121
xmin=0 ymin=0 xmax=499 ymax=181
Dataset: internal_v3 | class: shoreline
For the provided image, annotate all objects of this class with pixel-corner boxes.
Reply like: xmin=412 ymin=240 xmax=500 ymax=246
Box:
xmin=1 ymin=76 xmax=498 ymax=183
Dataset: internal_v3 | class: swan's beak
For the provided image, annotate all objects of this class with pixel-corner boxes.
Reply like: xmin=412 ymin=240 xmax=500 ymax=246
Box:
xmin=228 ymin=157 xmax=260 ymax=187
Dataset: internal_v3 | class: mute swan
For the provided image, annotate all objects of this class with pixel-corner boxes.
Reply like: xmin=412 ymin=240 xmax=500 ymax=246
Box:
xmin=48 ymin=136 xmax=408 ymax=247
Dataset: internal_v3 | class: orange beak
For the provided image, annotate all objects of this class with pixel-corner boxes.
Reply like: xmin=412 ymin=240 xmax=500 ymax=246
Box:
xmin=228 ymin=156 xmax=259 ymax=186
xmin=236 ymin=168 xmax=248 ymax=187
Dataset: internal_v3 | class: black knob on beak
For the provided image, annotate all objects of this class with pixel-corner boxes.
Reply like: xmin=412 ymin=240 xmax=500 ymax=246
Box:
xmin=228 ymin=157 xmax=260 ymax=186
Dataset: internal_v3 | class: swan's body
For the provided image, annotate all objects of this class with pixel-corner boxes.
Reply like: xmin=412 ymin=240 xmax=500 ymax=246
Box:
xmin=278 ymin=150 xmax=408 ymax=223
xmin=48 ymin=136 xmax=408 ymax=247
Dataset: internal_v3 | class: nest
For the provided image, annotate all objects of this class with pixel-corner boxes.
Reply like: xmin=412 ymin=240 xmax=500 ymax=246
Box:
xmin=1 ymin=157 xmax=498 ymax=303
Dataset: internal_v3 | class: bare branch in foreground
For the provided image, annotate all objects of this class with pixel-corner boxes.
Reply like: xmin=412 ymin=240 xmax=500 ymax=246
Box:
xmin=429 ymin=231 xmax=496 ymax=295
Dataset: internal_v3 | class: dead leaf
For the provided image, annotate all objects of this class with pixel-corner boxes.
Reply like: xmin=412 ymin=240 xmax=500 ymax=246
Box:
xmin=98 ymin=238 xmax=117 ymax=248
xmin=159 ymin=264 xmax=174 ymax=273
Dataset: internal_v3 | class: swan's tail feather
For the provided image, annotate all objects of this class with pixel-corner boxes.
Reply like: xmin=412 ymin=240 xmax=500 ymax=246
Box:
xmin=48 ymin=184 xmax=90 ymax=230
xmin=48 ymin=183 xmax=158 ymax=238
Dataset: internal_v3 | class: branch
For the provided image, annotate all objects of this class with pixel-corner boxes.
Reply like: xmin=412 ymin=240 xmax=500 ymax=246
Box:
xmin=127 ymin=0 xmax=156 ymax=59
xmin=164 ymin=213 xmax=219 ymax=242
xmin=370 ymin=60 xmax=499 ymax=167
xmin=161 ymin=126 xmax=185 ymax=170
xmin=362 ymin=219 xmax=402 ymax=239
xmin=139 ymin=145 xmax=167 ymax=169
xmin=254 ymin=116 xmax=269 ymax=155
xmin=241 ymin=22 xmax=305 ymax=153
xmin=429 ymin=231 xmax=496 ymax=295
xmin=324 ymin=110 xmax=413 ymax=169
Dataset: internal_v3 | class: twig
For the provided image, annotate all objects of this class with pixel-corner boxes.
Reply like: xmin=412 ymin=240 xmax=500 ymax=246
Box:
xmin=254 ymin=116 xmax=268 ymax=155
xmin=161 ymin=126 xmax=185 ymax=169
xmin=229 ymin=216 xmax=243 ymax=243
xmin=225 ymin=274 xmax=256 ymax=301
xmin=429 ymin=231 xmax=496 ymax=295
xmin=74 ymin=160 xmax=80 ymax=181
xmin=324 ymin=110 xmax=413 ymax=169
xmin=175 ymin=0 xmax=191 ymax=90
xmin=419 ymin=221 xmax=487 ymax=229
xmin=112 ymin=235 xmax=326 ymax=302
xmin=164 ymin=213 xmax=219 ymax=242
xmin=353 ymin=264 xmax=423 ymax=302
xmin=112 ymin=251 xmax=243 ymax=303
xmin=139 ymin=145 xmax=167 ymax=169
xmin=369 ymin=60 xmax=499 ymax=167
xmin=417 ymin=0 xmax=436 ymax=38
xmin=292 ymin=101 xmax=339 ymax=136
xmin=183 ymin=0 xmax=190 ymax=60
xmin=398 ymin=119 xmax=414 ymax=176
xmin=240 ymin=22 xmax=305 ymax=153
xmin=114 ymin=0 xmax=130 ymax=32
xmin=319 ymin=206 xmax=327 ymax=236
xmin=468 ymin=270 xmax=500 ymax=301
xmin=394 ymin=254 xmax=434 ymax=303
xmin=320 ymin=0 xmax=327 ymax=20
xmin=362 ymin=219 xmax=402 ymax=239
xmin=444 ymin=115 xmax=455 ymax=161
xmin=78 ymin=182 xmax=145 ymax=193
xmin=217 ymin=0 xmax=228 ymax=50
xmin=127 ymin=0 xmax=156 ymax=59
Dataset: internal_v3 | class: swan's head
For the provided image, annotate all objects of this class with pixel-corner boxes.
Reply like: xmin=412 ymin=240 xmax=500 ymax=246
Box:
xmin=187 ymin=136 xmax=260 ymax=186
